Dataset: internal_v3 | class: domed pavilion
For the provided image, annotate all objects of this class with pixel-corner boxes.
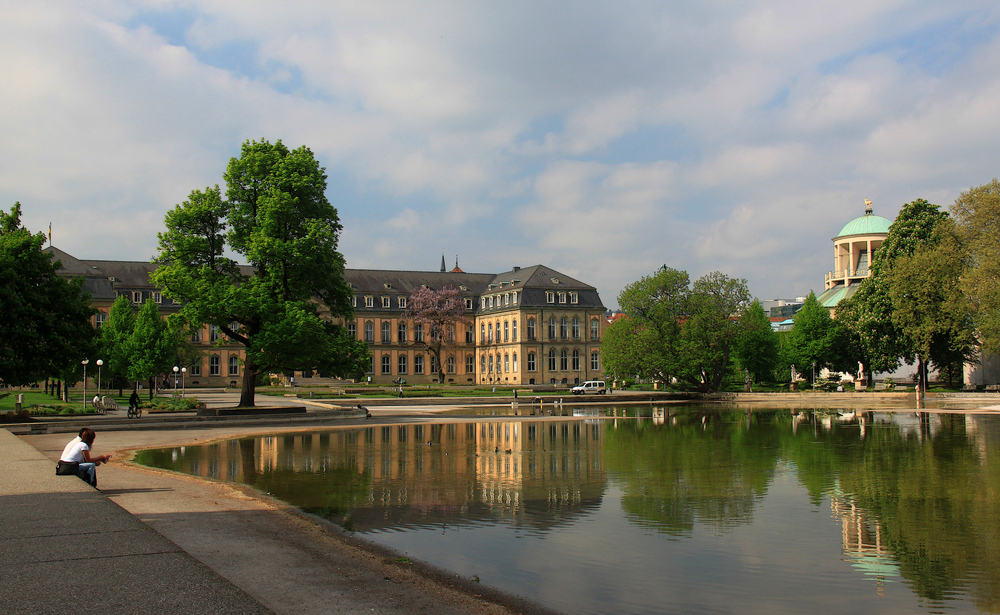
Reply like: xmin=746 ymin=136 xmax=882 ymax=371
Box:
xmin=817 ymin=200 xmax=891 ymax=309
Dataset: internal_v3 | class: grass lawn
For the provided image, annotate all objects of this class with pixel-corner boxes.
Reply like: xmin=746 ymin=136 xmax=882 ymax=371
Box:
xmin=0 ymin=389 xmax=102 ymax=416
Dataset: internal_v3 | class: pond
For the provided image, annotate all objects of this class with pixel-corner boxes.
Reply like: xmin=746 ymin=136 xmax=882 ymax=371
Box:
xmin=134 ymin=405 xmax=1000 ymax=615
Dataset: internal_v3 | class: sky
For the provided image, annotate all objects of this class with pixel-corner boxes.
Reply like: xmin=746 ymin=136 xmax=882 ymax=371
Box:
xmin=3 ymin=1 xmax=999 ymax=309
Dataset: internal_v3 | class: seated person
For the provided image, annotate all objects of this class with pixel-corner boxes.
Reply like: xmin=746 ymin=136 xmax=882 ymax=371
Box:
xmin=59 ymin=429 xmax=111 ymax=488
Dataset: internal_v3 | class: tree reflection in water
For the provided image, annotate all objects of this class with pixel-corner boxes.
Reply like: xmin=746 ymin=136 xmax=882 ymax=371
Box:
xmin=134 ymin=407 xmax=1000 ymax=614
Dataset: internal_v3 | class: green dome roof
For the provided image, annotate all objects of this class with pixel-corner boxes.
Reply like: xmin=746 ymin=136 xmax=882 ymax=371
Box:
xmin=836 ymin=209 xmax=891 ymax=238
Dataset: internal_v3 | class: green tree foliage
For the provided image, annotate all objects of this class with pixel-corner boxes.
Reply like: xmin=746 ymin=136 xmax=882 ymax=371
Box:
xmin=886 ymin=220 xmax=973 ymax=384
xmin=733 ymin=300 xmax=778 ymax=383
xmin=126 ymin=299 xmax=178 ymax=398
xmin=676 ymin=272 xmax=751 ymax=392
xmin=837 ymin=198 xmax=950 ymax=375
xmin=601 ymin=317 xmax=669 ymax=382
xmin=153 ymin=139 xmax=369 ymax=406
xmin=99 ymin=294 xmax=136 ymax=395
xmin=609 ymin=267 xmax=750 ymax=392
xmin=952 ymin=179 xmax=1000 ymax=354
xmin=783 ymin=292 xmax=841 ymax=379
xmin=0 ymin=203 xmax=95 ymax=385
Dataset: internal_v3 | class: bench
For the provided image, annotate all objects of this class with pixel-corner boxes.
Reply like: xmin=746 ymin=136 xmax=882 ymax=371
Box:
xmin=93 ymin=396 xmax=119 ymax=414
xmin=987 ymin=385 xmax=1000 ymax=393
xmin=873 ymin=382 xmax=887 ymax=391
xmin=963 ymin=383 xmax=978 ymax=392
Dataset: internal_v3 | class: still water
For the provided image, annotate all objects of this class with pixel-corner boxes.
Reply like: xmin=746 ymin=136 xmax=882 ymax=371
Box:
xmin=135 ymin=405 xmax=1000 ymax=614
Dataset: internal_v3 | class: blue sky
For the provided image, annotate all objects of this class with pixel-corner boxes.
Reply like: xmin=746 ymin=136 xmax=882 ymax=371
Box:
xmin=2 ymin=1 xmax=999 ymax=308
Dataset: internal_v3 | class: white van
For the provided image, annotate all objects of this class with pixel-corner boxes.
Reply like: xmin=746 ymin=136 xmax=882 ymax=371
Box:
xmin=571 ymin=380 xmax=607 ymax=395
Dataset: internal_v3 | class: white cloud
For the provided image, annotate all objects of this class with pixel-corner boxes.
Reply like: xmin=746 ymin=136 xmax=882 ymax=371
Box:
xmin=2 ymin=0 xmax=1000 ymax=307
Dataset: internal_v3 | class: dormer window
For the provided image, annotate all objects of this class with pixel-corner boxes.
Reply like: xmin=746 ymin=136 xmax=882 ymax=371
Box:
xmin=398 ymin=297 xmax=407 ymax=309
xmin=365 ymin=296 xmax=374 ymax=308
xmin=558 ymin=292 xmax=567 ymax=304
xmin=571 ymin=292 xmax=578 ymax=304
xmin=382 ymin=296 xmax=391 ymax=308
xmin=546 ymin=291 xmax=555 ymax=304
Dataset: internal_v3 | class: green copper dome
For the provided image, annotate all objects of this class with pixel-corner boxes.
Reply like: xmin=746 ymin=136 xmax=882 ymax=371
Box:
xmin=836 ymin=206 xmax=891 ymax=238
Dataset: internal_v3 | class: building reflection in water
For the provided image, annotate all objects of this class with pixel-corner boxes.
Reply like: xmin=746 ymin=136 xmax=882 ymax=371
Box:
xmin=830 ymin=488 xmax=901 ymax=596
xmin=164 ymin=420 xmax=606 ymax=532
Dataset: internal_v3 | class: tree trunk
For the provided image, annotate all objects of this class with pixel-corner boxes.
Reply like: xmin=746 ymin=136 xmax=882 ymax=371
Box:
xmin=239 ymin=360 xmax=257 ymax=407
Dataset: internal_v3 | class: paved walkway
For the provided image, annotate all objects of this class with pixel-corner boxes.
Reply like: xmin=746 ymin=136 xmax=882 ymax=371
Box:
xmin=0 ymin=428 xmax=273 ymax=615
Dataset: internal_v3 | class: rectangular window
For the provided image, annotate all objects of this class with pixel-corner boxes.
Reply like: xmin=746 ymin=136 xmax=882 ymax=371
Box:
xmin=132 ymin=291 xmax=142 ymax=303
xmin=398 ymin=322 xmax=407 ymax=343
xmin=504 ymin=294 xmax=510 ymax=306
xmin=364 ymin=322 xmax=374 ymax=343
xmin=189 ymin=363 xmax=201 ymax=376
xmin=512 ymin=292 xmax=518 ymax=304
xmin=190 ymin=328 xmax=202 ymax=343
xmin=153 ymin=292 xmax=162 ymax=303
xmin=348 ymin=322 xmax=357 ymax=339
xmin=512 ymin=319 xmax=518 ymax=342
xmin=398 ymin=355 xmax=408 ymax=374
xmin=570 ymin=292 xmax=578 ymax=304
xmin=591 ymin=352 xmax=600 ymax=371
xmin=352 ymin=295 xmax=357 ymax=307
xmin=466 ymin=355 xmax=475 ymax=374
xmin=94 ymin=312 xmax=107 ymax=329
xmin=381 ymin=321 xmax=391 ymax=343
xmin=365 ymin=296 xmax=374 ymax=308
xmin=382 ymin=296 xmax=391 ymax=308
xmin=546 ymin=291 xmax=554 ymax=304
xmin=228 ymin=355 xmax=240 ymax=376
xmin=559 ymin=292 xmax=567 ymax=304
xmin=466 ymin=325 xmax=474 ymax=343
xmin=381 ymin=355 xmax=391 ymax=374
xmin=414 ymin=324 xmax=424 ymax=342
xmin=465 ymin=298 xmax=473 ymax=310
xmin=414 ymin=354 xmax=424 ymax=374
xmin=209 ymin=356 xmax=220 ymax=376
xmin=527 ymin=352 xmax=536 ymax=371
xmin=210 ymin=325 xmax=220 ymax=342
xmin=398 ymin=296 xmax=407 ymax=309
xmin=591 ymin=318 xmax=599 ymax=340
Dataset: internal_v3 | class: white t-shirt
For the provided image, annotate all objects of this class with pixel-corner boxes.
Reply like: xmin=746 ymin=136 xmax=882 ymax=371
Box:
xmin=62 ymin=441 xmax=90 ymax=463
xmin=60 ymin=436 xmax=81 ymax=461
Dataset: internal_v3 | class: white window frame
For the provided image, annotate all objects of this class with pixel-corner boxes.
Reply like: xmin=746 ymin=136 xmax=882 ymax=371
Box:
xmin=546 ymin=291 xmax=555 ymax=304
xmin=382 ymin=296 xmax=391 ymax=308
xmin=365 ymin=296 xmax=374 ymax=308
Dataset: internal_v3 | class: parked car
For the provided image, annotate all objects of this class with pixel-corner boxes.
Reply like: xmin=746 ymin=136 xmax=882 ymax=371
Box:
xmin=571 ymin=380 xmax=607 ymax=395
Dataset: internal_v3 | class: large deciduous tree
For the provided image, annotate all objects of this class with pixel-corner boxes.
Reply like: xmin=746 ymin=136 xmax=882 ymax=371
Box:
xmin=952 ymin=179 xmax=1000 ymax=354
xmin=608 ymin=267 xmax=750 ymax=392
xmin=0 ymin=203 xmax=95 ymax=386
xmin=733 ymin=300 xmax=778 ymax=384
xmin=405 ymin=286 xmax=469 ymax=385
xmin=153 ymin=139 xmax=368 ymax=406
xmin=837 ymin=198 xmax=951 ymax=379
xmin=126 ymin=299 xmax=179 ymax=399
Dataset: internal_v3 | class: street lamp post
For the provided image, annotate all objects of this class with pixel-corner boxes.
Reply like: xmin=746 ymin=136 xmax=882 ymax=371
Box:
xmin=172 ymin=366 xmax=179 ymax=393
xmin=81 ymin=359 xmax=89 ymax=408
xmin=181 ymin=367 xmax=187 ymax=397
xmin=96 ymin=359 xmax=103 ymax=398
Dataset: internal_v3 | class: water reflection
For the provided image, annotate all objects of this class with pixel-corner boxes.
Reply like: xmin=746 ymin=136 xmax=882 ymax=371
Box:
xmin=134 ymin=406 xmax=1000 ymax=614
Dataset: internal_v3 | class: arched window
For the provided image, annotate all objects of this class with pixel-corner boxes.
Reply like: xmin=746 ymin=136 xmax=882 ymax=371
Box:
xmin=364 ymin=321 xmax=374 ymax=343
xmin=480 ymin=323 xmax=486 ymax=343
xmin=398 ymin=354 xmax=408 ymax=374
xmin=488 ymin=354 xmax=494 ymax=373
xmin=560 ymin=317 xmax=568 ymax=339
xmin=548 ymin=317 xmax=556 ymax=339
xmin=504 ymin=354 xmax=510 ymax=373
xmin=512 ymin=319 xmax=518 ymax=342
xmin=527 ymin=352 xmax=536 ymax=371
xmin=527 ymin=318 xmax=536 ymax=340
xmin=446 ymin=356 xmax=456 ymax=374
xmin=572 ymin=317 xmax=580 ymax=339
xmin=496 ymin=353 xmax=502 ymax=373
xmin=512 ymin=353 xmax=518 ymax=372
xmin=481 ymin=354 xmax=487 ymax=374
xmin=503 ymin=321 xmax=509 ymax=342
xmin=548 ymin=349 xmax=557 ymax=371
xmin=560 ymin=349 xmax=568 ymax=371
xmin=381 ymin=321 xmax=391 ymax=343
xmin=488 ymin=323 xmax=493 ymax=342
xmin=572 ymin=349 xmax=580 ymax=371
